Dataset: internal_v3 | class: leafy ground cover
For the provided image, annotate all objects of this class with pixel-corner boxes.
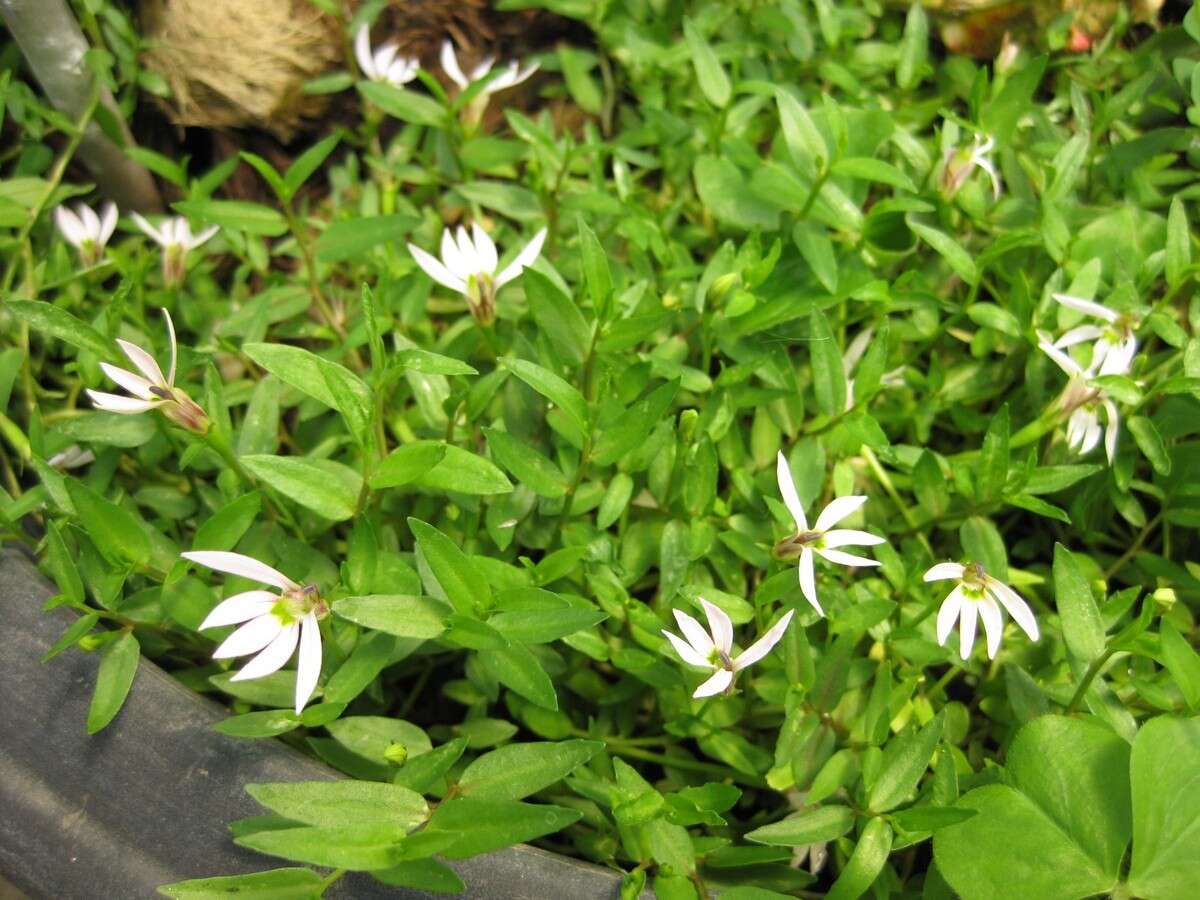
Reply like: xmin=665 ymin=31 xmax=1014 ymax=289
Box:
xmin=2 ymin=1 xmax=1200 ymax=898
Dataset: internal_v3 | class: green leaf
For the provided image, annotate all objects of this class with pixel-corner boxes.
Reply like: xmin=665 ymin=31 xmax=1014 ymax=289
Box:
xmin=593 ymin=380 xmax=678 ymax=467
xmin=458 ymin=740 xmax=603 ymax=801
xmin=827 ymin=817 xmax=893 ymax=900
xmin=87 ymin=632 xmax=140 ymax=734
xmin=809 ymin=310 xmax=847 ymax=417
xmin=193 ymin=492 xmax=261 ymax=551
xmin=1158 ymin=623 xmax=1200 ymax=710
xmin=356 ymin=81 xmax=446 ymax=126
xmin=525 ymin=270 xmax=591 ymax=368
xmin=158 ymin=867 xmax=325 ymax=898
xmin=1128 ymin=416 xmax=1171 ymax=476
xmin=41 ymin=613 xmax=99 ymax=663
xmin=7 ymin=300 xmax=112 ymax=359
xmin=500 ymin=357 xmax=589 ymax=435
xmin=488 ymin=606 xmax=607 ymax=644
xmin=284 ymin=133 xmax=340 ymax=196
xmin=43 ymin=520 xmax=84 ymax=606
xmin=577 ymin=216 xmax=613 ymax=320
xmin=693 ymin=156 xmax=779 ymax=231
xmin=372 ymin=859 xmax=465 ymax=893
xmin=393 ymin=348 xmax=478 ymax=376
xmin=597 ymin=472 xmax=634 ymax=529
xmin=425 ymin=798 xmax=582 ymax=858
xmin=369 ymin=441 xmax=447 ymax=489
xmin=1053 ymin=543 xmax=1106 ymax=663
xmin=212 ymin=709 xmax=301 ymax=738
xmin=239 ymin=152 xmax=287 ymax=201
xmin=409 ymin=517 xmax=490 ymax=615
xmin=934 ymin=716 xmax=1130 ymax=900
xmin=1128 ymin=716 xmax=1200 ymax=898
xmin=66 ymin=480 xmax=150 ymax=566
xmin=745 ymin=805 xmax=856 ymax=847
xmin=479 ymin=643 xmax=558 ymax=710
xmin=483 ymin=428 xmax=569 ymax=498
xmin=315 ymin=214 xmax=416 ymax=263
xmin=234 ymin=824 xmax=407 ymax=870
xmin=456 ymin=180 xmax=543 ymax=222
xmin=868 ymin=712 xmax=943 ymax=813
xmin=393 ymin=738 xmax=469 ymax=793
xmin=412 ymin=444 xmax=513 ymax=495
xmin=242 ymin=343 xmax=371 ymax=432
xmin=792 ymin=223 xmax=838 ymax=293
xmin=907 ymin=216 xmax=978 ymax=284
xmin=173 ymin=199 xmax=286 ymax=236
xmin=683 ymin=18 xmax=730 ymax=108
xmin=209 ymin=671 xmax=298 ymax=709
xmin=325 ymin=716 xmax=432 ymax=766
xmin=333 ymin=595 xmax=448 ymax=639
xmin=832 ymin=157 xmax=916 ymax=193
xmin=240 ymin=455 xmax=361 ymax=521
xmin=960 ymin=516 xmax=1007 ymax=580
xmin=776 ymin=88 xmax=827 ymax=171
xmin=1166 ymin=197 xmax=1190 ymax=291
xmin=246 ymin=781 xmax=428 ymax=830
xmin=976 ymin=405 xmax=1010 ymax=503
xmin=896 ymin=3 xmax=929 ymax=90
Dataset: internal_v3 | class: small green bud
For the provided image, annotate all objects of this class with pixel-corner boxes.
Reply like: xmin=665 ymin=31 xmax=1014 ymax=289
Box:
xmin=1152 ymin=587 xmax=1177 ymax=610
xmin=709 ymin=271 xmax=740 ymax=302
xmin=383 ymin=742 xmax=408 ymax=765
xmin=678 ymin=408 xmax=698 ymax=444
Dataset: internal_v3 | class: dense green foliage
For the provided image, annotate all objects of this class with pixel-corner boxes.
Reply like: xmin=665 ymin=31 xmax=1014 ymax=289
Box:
xmin=3 ymin=1 xmax=1200 ymax=897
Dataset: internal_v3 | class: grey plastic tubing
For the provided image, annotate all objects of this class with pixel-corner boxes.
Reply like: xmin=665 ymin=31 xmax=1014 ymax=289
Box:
xmin=0 ymin=547 xmax=627 ymax=899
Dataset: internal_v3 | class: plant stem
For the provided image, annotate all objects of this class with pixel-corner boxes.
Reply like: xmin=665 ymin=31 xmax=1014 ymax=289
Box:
xmin=1102 ymin=513 xmax=1161 ymax=581
xmin=604 ymin=742 xmax=766 ymax=787
xmin=1065 ymin=649 xmax=1115 ymax=715
xmin=861 ymin=445 xmax=932 ymax=557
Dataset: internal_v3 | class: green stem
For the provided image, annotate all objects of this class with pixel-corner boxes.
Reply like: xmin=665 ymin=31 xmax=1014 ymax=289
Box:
xmin=604 ymin=742 xmax=766 ymax=787
xmin=1065 ymin=649 xmax=1115 ymax=715
xmin=861 ymin=445 xmax=932 ymax=557
xmin=1103 ymin=513 xmax=1162 ymax=581
xmin=318 ymin=868 xmax=347 ymax=894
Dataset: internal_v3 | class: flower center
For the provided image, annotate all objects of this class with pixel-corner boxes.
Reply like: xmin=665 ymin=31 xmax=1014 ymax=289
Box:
xmin=961 ymin=561 xmax=988 ymax=594
xmin=708 ymin=648 xmax=734 ymax=671
xmin=774 ymin=530 xmax=823 ymax=559
xmin=272 ymin=584 xmax=327 ymax=624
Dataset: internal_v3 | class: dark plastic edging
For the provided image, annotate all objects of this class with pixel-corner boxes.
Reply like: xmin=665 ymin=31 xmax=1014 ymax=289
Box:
xmin=0 ymin=548 xmax=625 ymax=900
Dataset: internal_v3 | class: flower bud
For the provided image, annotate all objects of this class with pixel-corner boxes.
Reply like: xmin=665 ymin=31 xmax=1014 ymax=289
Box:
xmin=384 ymin=742 xmax=409 ymax=765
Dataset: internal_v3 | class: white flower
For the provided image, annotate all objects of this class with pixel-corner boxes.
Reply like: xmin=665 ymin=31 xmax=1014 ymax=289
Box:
xmin=1037 ymin=335 xmax=1121 ymax=464
xmin=407 ymin=224 xmax=546 ymax=324
xmin=661 ymin=598 xmax=795 ymax=698
xmin=941 ymin=134 xmax=1001 ymax=200
xmin=354 ymin=25 xmax=418 ymax=86
xmin=130 ymin=213 xmax=219 ymax=287
xmin=923 ymin=562 xmax=1039 ymax=660
xmin=775 ymin=452 xmax=885 ymax=615
xmin=54 ymin=201 xmax=118 ymax=266
xmin=182 ymin=550 xmax=328 ymax=714
xmin=46 ymin=445 xmax=95 ymax=470
xmin=1051 ymin=292 xmax=1138 ymax=376
xmin=440 ymin=40 xmax=538 ymax=95
xmin=86 ymin=308 xmax=209 ymax=433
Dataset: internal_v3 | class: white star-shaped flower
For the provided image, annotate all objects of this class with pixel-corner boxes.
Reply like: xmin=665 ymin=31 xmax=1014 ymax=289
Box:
xmin=55 ymin=201 xmax=118 ymax=266
xmin=923 ymin=562 xmax=1039 ymax=660
xmin=407 ymin=223 xmax=546 ymax=324
xmin=1037 ymin=335 xmax=1121 ymax=464
xmin=354 ymin=25 xmax=418 ymax=86
xmin=775 ymin=452 xmax=886 ymax=615
xmin=662 ymin=598 xmax=795 ymax=698
xmin=440 ymin=40 xmax=538 ymax=95
xmin=183 ymin=550 xmax=328 ymax=714
xmin=1051 ymin=292 xmax=1138 ymax=377
xmin=131 ymin=213 xmax=219 ymax=286
xmin=86 ymin=308 xmax=209 ymax=433
xmin=941 ymin=134 xmax=1001 ymax=200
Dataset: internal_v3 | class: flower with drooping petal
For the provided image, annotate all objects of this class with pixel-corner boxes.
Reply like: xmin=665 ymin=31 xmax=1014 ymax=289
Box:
xmin=407 ymin=224 xmax=546 ymax=325
xmin=54 ymin=201 xmax=118 ymax=267
xmin=354 ymin=25 xmax=418 ymax=87
xmin=775 ymin=452 xmax=885 ymax=615
xmin=940 ymin=134 xmax=1001 ymax=200
xmin=923 ymin=561 xmax=1039 ymax=660
xmin=130 ymin=213 xmax=219 ymax=287
xmin=46 ymin=445 xmax=95 ymax=470
xmin=661 ymin=598 xmax=795 ymax=698
xmin=1037 ymin=334 xmax=1121 ymax=464
xmin=1051 ymin=292 xmax=1138 ymax=376
xmin=440 ymin=40 xmax=538 ymax=124
xmin=86 ymin=308 xmax=209 ymax=433
xmin=182 ymin=550 xmax=328 ymax=714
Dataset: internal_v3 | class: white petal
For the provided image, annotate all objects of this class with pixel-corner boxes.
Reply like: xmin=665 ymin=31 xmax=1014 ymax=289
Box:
xmin=822 ymin=529 xmax=885 ymax=549
xmin=776 ymin=451 xmax=808 ymax=531
xmin=814 ymin=495 xmax=868 ymax=532
xmin=958 ymin=599 xmax=978 ymax=660
xmin=199 ymin=590 xmax=278 ymax=629
xmin=213 ymin=614 xmax=284 ymax=659
xmin=440 ymin=228 xmax=471 ymax=280
xmin=182 ymin=551 xmax=299 ymax=591
xmin=733 ymin=609 xmax=794 ymax=671
xmin=387 ymin=58 xmax=418 ymax=85
xmin=373 ymin=43 xmax=400 ymax=80
xmin=1099 ymin=339 xmax=1136 ymax=377
xmin=78 ymin=203 xmax=101 ymax=240
xmin=495 ymin=227 xmax=547 ymax=287
xmin=163 ymin=308 xmax=178 ymax=386
xmin=1103 ymin=399 xmax=1120 ymax=465
xmin=1052 ymin=293 xmax=1118 ymax=323
xmin=131 ymin=211 xmax=164 ymax=245
xmin=87 ymin=390 xmax=158 ymax=414
xmin=440 ymin=40 xmax=469 ymax=89
xmin=663 ymin=629 xmax=709 ymax=668
xmin=924 ymin=562 xmax=965 ymax=582
xmin=355 ymin=25 xmax=377 ymax=79
xmin=936 ymin=586 xmax=964 ymax=647
xmin=1054 ymin=325 xmax=1105 ymax=349
xmin=293 ymin=613 xmax=322 ymax=713
xmin=698 ymin=598 xmax=733 ymax=655
xmin=409 ymin=242 xmax=467 ymax=293
xmin=1038 ymin=338 xmax=1084 ymax=377
xmin=99 ymin=362 xmax=156 ymax=400
xmin=978 ymin=594 xmax=1004 ymax=659
xmin=231 ymin=623 xmax=299 ymax=680
xmin=1080 ymin=416 xmax=1103 ymax=456
xmin=692 ymin=667 xmax=733 ymax=698
xmin=98 ymin=201 xmax=118 ymax=246
xmin=816 ymin=548 xmax=881 ymax=568
xmin=672 ymin=608 xmax=715 ymax=658
xmin=987 ymin=579 xmax=1039 ymax=641
xmin=472 ymin=223 xmax=498 ymax=275
xmin=454 ymin=226 xmax=480 ymax=275
xmin=55 ymin=206 xmax=86 ymax=246
xmin=116 ymin=338 xmax=167 ymax=387
xmin=798 ymin=548 xmax=821 ymax=615
xmin=188 ymin=224 xmax=219 ymax=249
xmin=470 ymin=56 xmax=496 ymax=82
